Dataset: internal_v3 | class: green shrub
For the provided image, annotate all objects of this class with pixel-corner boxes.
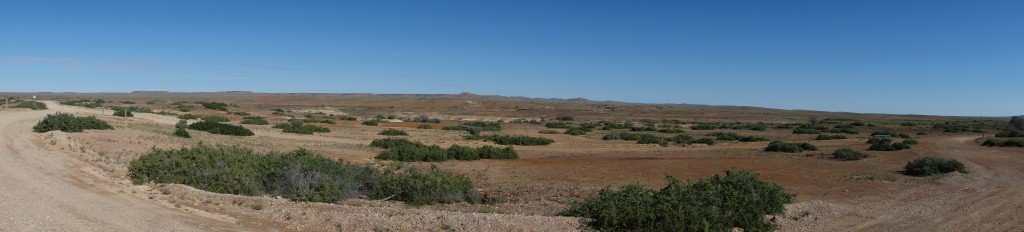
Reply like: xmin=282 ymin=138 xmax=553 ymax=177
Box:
xmin=303 ymin=119 xmax=336 ymax=124
xmin=636 ymin=136 xmax=669 ymax=147
xmin=765 ymin=141 xmax=815 ymax=153
xmin=903 ymin=139 xmax=919 ymax=145
xmin=831 ymin=147 xmax=866 ymax=161
xmin=564 ymin=127 xmax=588 ymax=136
xmin=13 ymin=101 xmax=47 ymax=110
xmin=129 ymin=145 xmax=479 ymax=205
xmin=672 ymin=134 xmax=694 ymax=144
xmin=706 ymin=132 xmax=768 ymax=142
xmin=563 ymin=171 xmax=793 ymax=231
xmin=187 ymin=121 xmax=254 ymax=136
xmin=112 ymin=108 xmax=134 ymax=117
xmin=903 ymin=157 xmax=967 ymax=176
xmin=792 ymin=127 xmax=822 ymax=134
xmin=197 ymin=101 xmax=229 ymax=111
xmin=283 ymin=125 xmax=331 ymax=134
xmin=369 ymin=166 xmax=481 ymax=205
xmin=602 ymin=132 xmax=651 ymax=141
xmin=362 ymin=120 xmax=379 ymax=126
xmin=480 ymin=135 xmax=553 ymax=146
xmin=240 ymin=116 xmax=269 ymax=125
xmin=201 ymin=116 xmax=230 ymax=123
xmin=463 ymin=121 xmax=501 ymax=131
xmin=371 ymin=138 xmax=518 ymax=162
xmin=173 ymin=128 xmax=191 ymax=138
xmin=690 ymin=137 xmax=716 ymax=145
xmin=868 ymin=141 xmax=912 ymax=151
xmin=866 ymin=135 xmax=894 ymax=144
xmin=995 ymin=130 xmax=1024 ymax=138
xmin=538 ymin=129 xmax=560 ymax=134
xmin=417 ymin=124 xmax=433 ymax=129
xmin=178 ymin=114 xmax=198 ymax=120
xmin=829 ymin=128 xmax=859 ymax=134
xmin=32 ymin=112 xmax=114 ymax=133
xmin=815 ymin=134 xmax=848 ymax=140
xmin=379 ymin=129 xmax=409 ymax=136
xmin=690 ymin=124 xmax=717 ymax=130
xmin=981 ymin=138 xmax=1024 ymax=147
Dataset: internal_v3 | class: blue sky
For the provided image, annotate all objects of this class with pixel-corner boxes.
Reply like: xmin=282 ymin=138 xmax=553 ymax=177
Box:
xmin=1 ymin=1 xmax=1021 ymax=116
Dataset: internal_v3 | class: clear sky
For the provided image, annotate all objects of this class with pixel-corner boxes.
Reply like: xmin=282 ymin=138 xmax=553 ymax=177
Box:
xmin=1 ymin=1 xmax=1021 ymax=116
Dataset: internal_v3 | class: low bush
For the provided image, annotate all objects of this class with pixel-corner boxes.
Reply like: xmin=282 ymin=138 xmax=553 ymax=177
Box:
xmin=636 ymin=136 xmax=668 ymax=147
xmin=765 ymin=141 xmax=816 ymax=153
xmin=690 ymin=124 xmax=717 ymax=130
xmin=178 ymin=114 xmax=198 ymax=120
xmin=829 ymin=128 xmax=859 ymax=134
xmin=831 ymin=147 xmax=866 ymax=161
xmin=362 ymin=120 xmax=379 ymax=126
xmin=13 ymin=101 xmax=47 ymax=110
xmin=792 ymin=127 xmax=822 ymax=134
xmin=32 ymin=112 xmax=114 ymax=133
xmin=303 ymin=119 xmax=336 ymax=124
xmin=982 ymin=138 xmax=1024 ymax=147
xmin=868 ymin=141 xmax=912 ymax=151
xmin=283 ymin=125 xmax=331 ymax=134
xmin=379 ymin=129 xmax=409 ymax=136
xmin=690 ymin=137 xmax=716 ymax=145
xmin=866 ymin=136 xmax=894 ymax=144
xmin=815 ymin=134 xmax=848 ymax=140
xmin=562 ymin=170 xmax=793 ymax=231
xmin=240 ymin=116 xmax=269 ymax=125
xmin=564 ymin=127 xmax=589 ymax=136
xmin=197 ymin=101 xmax=229 ymax=111
xmin=173 ymin=128 xmax=191 ymax=138
xmin=479 ymin=135 xmax=553 ymax=146
xmin=129 ymin=145 xmax=479 ymax=205
xmin=555 ymin=114 xmax=575 ymax=121
xmin=112 ymin=108 xmax=134 ymax=117
xmin=202 ymin=116 xmax=230 ymax=123
xmin=187 ymin=121 xmax=254 ymax=136
xmin=371 ymin=138 xmax=518 ymax=162
xmin=706 ymin=132 xmax=768 ymax=142
xmin=995 ymin=130 xmax=1024 ymax=138
xmin=602 ymin=132 xmax=651 ymax=141
xmin=463 ymin=121 xmax=501 ymax=131
xmin=538 ymin=129 xmax=560 ymax=134
xmin=903 ymin=157 xmax=967 ymax=176
xmin=417 ymin=124 xmax=433 ymax=129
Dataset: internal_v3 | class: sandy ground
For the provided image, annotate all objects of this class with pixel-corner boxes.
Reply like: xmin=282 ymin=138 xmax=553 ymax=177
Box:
xmin=0 ymin=105 xmax=249 ymax=231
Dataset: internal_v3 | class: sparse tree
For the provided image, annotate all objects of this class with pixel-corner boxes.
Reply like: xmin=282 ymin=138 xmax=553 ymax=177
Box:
xmin=1011 ymin=115 xmax=1024 ymax=130
xmin=175 ymin=120 xmax=188 ymax=130
xmin=809 ymin=116 xmax=820 ymax=127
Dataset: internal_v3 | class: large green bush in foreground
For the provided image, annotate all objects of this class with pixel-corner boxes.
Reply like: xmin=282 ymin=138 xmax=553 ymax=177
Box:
xmin=187 ymin=121 xmax=254 ymax=136
xmin=903 ymin=157 xmax=967 ymax=176
xmin=33 ymin=112 xmax=114 ymax=133
xmin=129 ymin=145 xmax=479 ymax=205
xmin=563 ymin=170 xmax=793 ymax=231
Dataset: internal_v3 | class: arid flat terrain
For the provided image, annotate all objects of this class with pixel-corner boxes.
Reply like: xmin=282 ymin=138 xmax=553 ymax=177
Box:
xmin=0 ymin=92 xmax=1020 ymax=231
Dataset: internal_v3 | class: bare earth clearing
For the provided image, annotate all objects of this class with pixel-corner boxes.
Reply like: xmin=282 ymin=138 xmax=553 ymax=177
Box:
xmin=0 ymin=95 xmax=1021 ymax=231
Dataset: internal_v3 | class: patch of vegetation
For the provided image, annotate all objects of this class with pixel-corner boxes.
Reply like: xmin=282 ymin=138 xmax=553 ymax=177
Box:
xmin=764 ymin=141 xmax=817 ymax=153
xmin=689 ymin=137 xmax=716 ymax=145
xmin=555 ymin=114 xmax=575 ymax=121
xmin=187 ymin=121 xmax=254 ymax=136
xmin=303 ymin=119 xmax=336 ymax=124
xmin=240 ymin=116 xmax=269 ymax=125
xmin=12 ymin=101 xmax=47 ymax=110
xmin=417 ymin=124 xmax=433 ymax=129
xmin=178 ymin=114 xmax=198 ymax=120
xmin=379 ymin=129 xmax=409 ymax=136
xmin=478 ymin=135 xmax=553 ymax=146
xmin=636 ymin=136 xmax=669 ymax=147
xmin=982 ymin=138 xmax=1024 ymax=147
xmin=362 ymin=120 xmax=380 ymax=126
xmin=544 ymin=122 xmax=573 ymax=129
xmin=706 ymin=132 xmax=768 ymax=142
xmin=371 ymin=138 xmax=518 ymax=162
xmin=129 ymin=145 xmax=480 ymax=205
xmin=112 ymin=108 xmax=134 ymax=117
xmin=867 ymin=141 xmax=912 ymax=151
xmin=792 ymin=127 xmax=822 ymax=134
xmin=32 ymin=112 xmax=114 ymax=133
xmin=564 ymin=127 xmax=589 ymax=136
xmin=279 ymin=121 xmax=330 ymax=134
xmin=197 ymin=101 xmax=229 ymax=111
xmin=903 ymin=157 xmax=967 ymax=176
xmin=831 ymin=147 xmax=866 ymax=161
xmin=201 ymin=116 xmax=230 ymax=123
xmin=60 ymin=100 xmax=103 ymax=108
xmin=815 ymin=134 xmax=848 ymax=140
xmin=173 ymin=128 xmax=191 ymax=138
xmin=562 ymin=170 xmax=793 ymax=232
xmin=690 ymin=123 xmax=717 ymax=130
xmin=995 ymin=130 xmax=1024 ymax=138
xmin=462 ymin=121 xmax=501 ymax=131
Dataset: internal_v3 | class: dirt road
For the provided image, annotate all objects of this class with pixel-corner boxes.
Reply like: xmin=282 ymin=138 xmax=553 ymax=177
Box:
xmin=0 ymin=104 xmax=247 ymax=231
xmin=781 ymin=135 xmax=1024 ymax=231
